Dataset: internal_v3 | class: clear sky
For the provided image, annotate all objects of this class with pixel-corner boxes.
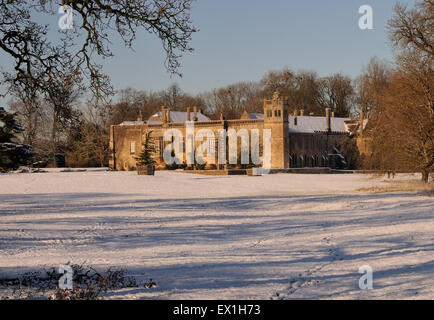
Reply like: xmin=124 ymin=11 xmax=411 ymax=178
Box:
xmin=1 ymin=0 xmax=416 ymax=99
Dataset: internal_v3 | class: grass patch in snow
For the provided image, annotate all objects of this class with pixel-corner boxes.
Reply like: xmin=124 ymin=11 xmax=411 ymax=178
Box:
xmin=358 ymin=180 xmax=434 ymax=195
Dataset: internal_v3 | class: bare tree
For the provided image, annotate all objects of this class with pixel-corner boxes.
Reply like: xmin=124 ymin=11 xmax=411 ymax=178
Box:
xmin=366 ymin=0 xmax=433 ymax=182
xmin=7 ymin=78 xmax=43 ymax=146
xmin=0 ymin=1 xmax=70 ymax=95
xmin=387 ymin=0 xmax=433 ymax=57
xmin=368 ymin=63 xmax=433 ymax=182
xmin=354 ymin=57 xmax=392 ymax=116
xmin=318 ymin=73 xmax=354 ymax=117
xmin=1 ymin=0 xmax=196 ymax=100
xmin=43 ymin=66 xmax=83 ymax=167
xmin=261 ymin=68 xmax=324 ymax=115
xmin=164 ymin=83 xmax=183 ymax=110
xmin=261 ymin=68 xmax=296 ymax=99
xmin=67 ymin=100 xmax=112 ymax=167
xmin=202 ymin=82 xmax=261 ymax=119
xmin=108 ymin=85 xmax=206 ymax=125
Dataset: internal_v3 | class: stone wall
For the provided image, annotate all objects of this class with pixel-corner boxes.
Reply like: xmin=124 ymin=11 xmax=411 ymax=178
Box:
xmin=110 ymin=119 xmax=276 ymax=171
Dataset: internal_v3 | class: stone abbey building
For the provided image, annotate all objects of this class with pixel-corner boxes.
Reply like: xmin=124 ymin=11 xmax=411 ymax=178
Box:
xmin=109 ymin=92 xmax=363 ymax=171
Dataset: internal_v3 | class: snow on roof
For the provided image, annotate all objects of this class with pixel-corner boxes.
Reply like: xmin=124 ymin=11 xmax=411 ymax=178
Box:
xmin=119 ymin=113 xmax=349 ymax=133
xmin=242 ymin=113 xmax=350 ymax=133
xmin=119 ymin=111 xmax=211 ymax=125
xmin=119 ymin=121 xmax=146 ymax=126
xmin=247 ymin=113 xmax=264 ymax=119
xmin=150 ymin=111 xmax=211 ymax=123
xmin=289 ymin=116 xmax=350 ymax=133
xmin=343 ymin=118 xmax=369 ymax=134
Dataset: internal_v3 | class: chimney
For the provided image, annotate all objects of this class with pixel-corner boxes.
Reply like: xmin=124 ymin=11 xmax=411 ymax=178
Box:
xmin=220 ymin=112 xmax=224 ymax=121
xmin=193 ymin=106 xmax=198 ymax=121
xmin=300 ymin=109 xmax=304 ymax=116
xmin=137 ymin=110 xmax=143 ymax=122
xmin=166 ymin=109 xmax=170 ymax=122
xmin=331 ymin=111 xmax=335 ymax=117
xmin=293 ymin=110 xmax=297 ymax=126
xmin=326 ymin=108 xmax=331 ymax=133
xmin=161 ymin=106 xmax=166 ymax=123
xmin=186 ymin=107 xmax=190 ymax=121
xmin=360 ymin=108 xmax=364 ymax=138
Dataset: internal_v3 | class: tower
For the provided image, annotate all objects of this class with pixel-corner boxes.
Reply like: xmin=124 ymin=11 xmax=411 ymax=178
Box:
xmin=263 ymin=91 xmax=289 ymax=169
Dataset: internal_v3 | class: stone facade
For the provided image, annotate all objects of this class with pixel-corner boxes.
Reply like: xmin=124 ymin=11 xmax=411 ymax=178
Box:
xmin=109 ymin=93 xmax=356 ymax=171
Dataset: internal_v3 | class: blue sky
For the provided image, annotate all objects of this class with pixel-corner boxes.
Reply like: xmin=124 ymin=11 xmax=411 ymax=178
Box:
xmin=104 ymin=0 xmax=414 ymax=94
xmin=1 ymin=0 xmax=415 ymax=99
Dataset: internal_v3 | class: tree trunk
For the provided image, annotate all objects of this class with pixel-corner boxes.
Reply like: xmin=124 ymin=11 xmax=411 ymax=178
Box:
xmin=26 ymin=110 xmax=34 ymax=146
xmin=51 ymin=110 xmax=57 ymax=167
xmin=421 ymin=169 xmax=429 ymax=183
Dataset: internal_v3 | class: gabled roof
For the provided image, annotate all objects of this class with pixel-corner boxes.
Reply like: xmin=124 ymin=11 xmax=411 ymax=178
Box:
xmin=247 ymin=113 xmax=264 ymax=119
xmin=342 ymin=118 xmax=369 ymax=135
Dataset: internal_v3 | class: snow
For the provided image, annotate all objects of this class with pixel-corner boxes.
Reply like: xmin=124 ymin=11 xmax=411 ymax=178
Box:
xmin=148 ymin=111 xmax=211 ymax=123
xmin=247 ymin=113 xmax=264 ymax=120
xmin=288 ymin=116 xmax=349 ymax=133
xmin=0 ymin=170 xmax=433 ymax=299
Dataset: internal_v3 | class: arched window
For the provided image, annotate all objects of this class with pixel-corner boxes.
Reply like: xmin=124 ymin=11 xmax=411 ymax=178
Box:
xmin=130 ymin=141 xmax=136 ymax=155
xmin=322 ymin=155 xmax=328 ymax=167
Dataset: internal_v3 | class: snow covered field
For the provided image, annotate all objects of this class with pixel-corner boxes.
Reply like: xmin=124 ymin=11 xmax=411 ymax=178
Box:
xmin=0 ymin=169 xmax=433 ymax=299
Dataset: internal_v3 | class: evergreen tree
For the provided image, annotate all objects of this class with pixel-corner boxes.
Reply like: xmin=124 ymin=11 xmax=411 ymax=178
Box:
xmin=0 ymin=107 xmax=34 ymax=170
xmin=135 ymin=131 xmax=156 ymax=166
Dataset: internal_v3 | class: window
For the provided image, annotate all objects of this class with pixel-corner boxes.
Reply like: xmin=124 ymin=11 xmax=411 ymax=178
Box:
xmin=291 ymin=154 xmax=297 ymax=167
xmin=274 ymin=110 xmax=281 ymax=117
xmin=159 ymin=138 xmax=164 ymax=159
xmin=130 ymin=141 xmax=136 ymax=155
xmin=267 ymin=110 xmax=273 ymax=118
